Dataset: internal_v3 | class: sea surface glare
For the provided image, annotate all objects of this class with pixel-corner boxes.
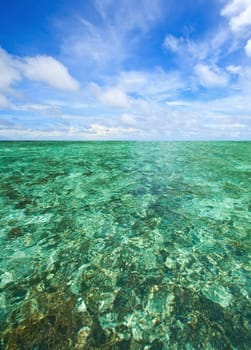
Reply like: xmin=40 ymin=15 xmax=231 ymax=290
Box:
xmin=0 ymin=141 xmax=250 ymax=349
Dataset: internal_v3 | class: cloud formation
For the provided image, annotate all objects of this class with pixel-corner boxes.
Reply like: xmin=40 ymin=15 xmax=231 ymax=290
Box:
xmin=0 ymin=94 xmax=10 ymax=108
xmin=22 ymin=56 xmax=80 ymax=91
xmin=61 ymin=0 xmax=165 ymax=70
xmin=245 ymin=38 xmax=251 ymax=56
xmin=92 ymin=84 xmax=131 ymax=108
xmin=194 ymin=64 xmax=229 ymax=87
xmin=0 ymin=47 xmax=80 ymax=112
xmin=221 ymin=0 xmax=251 ymax=32
xmin=0 ymin=48 xmax=21 ymax=93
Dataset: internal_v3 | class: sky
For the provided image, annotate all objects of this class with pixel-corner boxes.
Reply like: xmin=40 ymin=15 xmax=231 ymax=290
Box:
xmin=0 ymin=0 xmax=251 ymax=140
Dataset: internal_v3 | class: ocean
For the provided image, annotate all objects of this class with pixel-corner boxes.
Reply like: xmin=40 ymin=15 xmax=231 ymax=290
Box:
xmin=0 ymin=141 xmax=250 ymax=349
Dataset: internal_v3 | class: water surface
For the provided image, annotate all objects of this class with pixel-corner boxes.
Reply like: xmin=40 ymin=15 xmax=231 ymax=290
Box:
xmin=0 ymin=141 xmax=250 ymax=349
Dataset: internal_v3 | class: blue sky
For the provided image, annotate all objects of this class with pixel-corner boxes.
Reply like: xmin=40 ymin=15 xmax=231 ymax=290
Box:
xmin=0 ymin=0 xmax=251 ymax=140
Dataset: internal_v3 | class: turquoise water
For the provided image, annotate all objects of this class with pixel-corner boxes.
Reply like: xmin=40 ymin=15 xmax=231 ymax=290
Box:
xmin=0 ymin=141 xmax=250 ymax=349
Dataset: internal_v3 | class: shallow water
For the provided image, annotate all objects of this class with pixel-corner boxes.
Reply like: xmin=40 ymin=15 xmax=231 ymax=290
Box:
xmin=0 ymin=141 xmax=250 ymax=349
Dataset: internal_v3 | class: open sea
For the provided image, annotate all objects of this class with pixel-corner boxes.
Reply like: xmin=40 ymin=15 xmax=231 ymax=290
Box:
xmin=0 ymin=141 xmax=250 ymax=349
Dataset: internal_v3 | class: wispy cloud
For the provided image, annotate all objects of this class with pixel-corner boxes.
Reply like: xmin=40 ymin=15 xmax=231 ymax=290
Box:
xmin=117 ymin=70 xmax=185 ymax=100
xmin=163 ymin=29 xmax=229 ymax=65
xmin=60 ymin=0 xmax=166 ymax=71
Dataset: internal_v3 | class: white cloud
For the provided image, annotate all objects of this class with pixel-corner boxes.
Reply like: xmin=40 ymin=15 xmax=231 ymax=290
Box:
xmin=0 ymin=48 xmax=21 ymax=93
xmin=194 ymin=64 xmax=229 ymax=87
xmin=95 ymin=0 xmax=163 ymax=32
xmin=90 ymin=69 xmax=186 ymax=114
xmin=163 ymin=35 xmax=181 ymax=53
xmin=0 ymin=47 xmax=80 ymax=110
xmin=226 ymin=64 xmax=242 ymax=74
xmin=117 ymin=71 xmax=147 ymax=91
xmin=1 ymin=86 xmax=250 ymax=140
xmin=12 ymin=103 xmax=60 ymax=113
xmin=221 ymin=0 xmax=249 ymax=17
xmin=22 ymin=55 xmax=79 ymax=91
xmin=68 ymin=18 xmax=127 ymax=66
xmin=0 ymin=94 xmax=10 ymax=107
xmin=163 ymin=34 xmax=216 ymax=62
xmin=100 ymin=88 xmax=130 ymax=108
xmin=163 ymin=1 xmax=251 ymax=91
xmin=0 ymin=128 xmax=72 ymax=140
xmin=245 ymin=38 xmax=251 ymax=56
xmin=236 ymin=66 xmax=251 ymax=91
xmin=0 ymin=122 xmax=139 ymax=140
xmin=221 ymin=0 xmax=251 ymax=32
xmin=91 ymin=84 xmax=131 ymax=108
xmin=85 ymin=123 xmax=136 ymax=137
xmin=117 ymin=70 xmax=185 ymax=100
xmin=121 ymin=113 xmax=137 ymax=125
xmin=230 ymin=6 xmax=251 ymax=32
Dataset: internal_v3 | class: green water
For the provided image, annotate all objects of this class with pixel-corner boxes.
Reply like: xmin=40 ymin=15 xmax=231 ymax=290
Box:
xmin=0 ymin=141 xmax=250 ymax=349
